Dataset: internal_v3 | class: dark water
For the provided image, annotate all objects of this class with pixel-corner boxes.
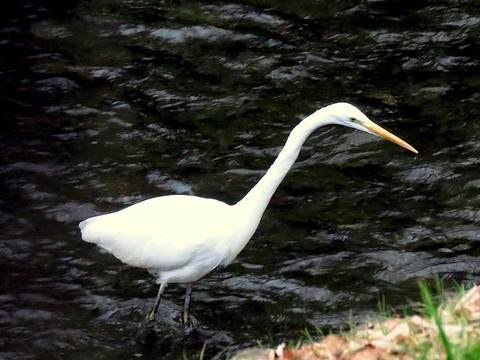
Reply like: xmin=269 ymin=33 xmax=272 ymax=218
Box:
xmin=1 ymin=0 xmax=480 ymax=358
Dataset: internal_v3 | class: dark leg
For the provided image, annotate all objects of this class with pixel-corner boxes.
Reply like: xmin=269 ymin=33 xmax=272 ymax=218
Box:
xmin=148 ymin=282 xmax=166 ymax=322
xmin=182 ymin=283 xmax=193 ymax=329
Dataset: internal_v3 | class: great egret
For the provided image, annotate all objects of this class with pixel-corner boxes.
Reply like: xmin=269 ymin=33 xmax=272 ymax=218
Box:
xmin=79 ymin=102 xmax=417 ymax=329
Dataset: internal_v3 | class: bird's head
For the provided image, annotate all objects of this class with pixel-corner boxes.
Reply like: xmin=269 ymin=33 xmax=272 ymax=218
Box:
xmin=322 ymin=102 xmax=418 ymax=154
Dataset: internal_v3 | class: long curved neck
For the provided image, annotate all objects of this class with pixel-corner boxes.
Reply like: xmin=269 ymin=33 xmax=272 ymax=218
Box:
xmin=235 ymin=109 xmax=332 ymax=219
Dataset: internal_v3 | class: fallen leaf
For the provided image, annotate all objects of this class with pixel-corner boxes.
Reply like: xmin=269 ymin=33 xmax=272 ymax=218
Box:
xmin=352 ymin=347 xmax=389 ymax=360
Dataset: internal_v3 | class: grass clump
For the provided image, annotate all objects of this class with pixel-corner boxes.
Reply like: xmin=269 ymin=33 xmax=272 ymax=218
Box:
xmin=233 ymin=282 xmax=480 ymax=359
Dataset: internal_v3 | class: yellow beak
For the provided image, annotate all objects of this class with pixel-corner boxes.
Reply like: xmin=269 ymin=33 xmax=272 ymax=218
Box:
xmin=364 ymin=121 xmax=418 ymax=154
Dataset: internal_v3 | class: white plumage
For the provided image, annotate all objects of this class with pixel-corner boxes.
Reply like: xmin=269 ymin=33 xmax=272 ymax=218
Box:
xmin=79 ymin=102 xmax=417 ymax=327
xmin=80 ymin=196 xmax=251 ymax=283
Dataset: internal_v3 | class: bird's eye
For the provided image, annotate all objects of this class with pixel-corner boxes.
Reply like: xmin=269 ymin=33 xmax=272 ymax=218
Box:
xmin=350 ymin=117 xmax=360 ymax=124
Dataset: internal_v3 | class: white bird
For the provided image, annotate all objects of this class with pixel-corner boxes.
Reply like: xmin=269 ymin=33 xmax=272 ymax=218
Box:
xmin=79 ymin=102 xmax=417 ymax=328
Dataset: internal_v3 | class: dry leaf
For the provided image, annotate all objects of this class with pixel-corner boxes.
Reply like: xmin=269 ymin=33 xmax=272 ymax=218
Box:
xmin=386 ymin=322 xmax=410 ymax=341
xmin=455 ymin=286 xmax=480 ymax=321
xmin=352 ymin=347 xmax=389 ymax=360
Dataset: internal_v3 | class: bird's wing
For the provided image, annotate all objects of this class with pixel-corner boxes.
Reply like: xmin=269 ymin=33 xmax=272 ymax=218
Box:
xmin=79 ymin=195 xmax=230 ymax=272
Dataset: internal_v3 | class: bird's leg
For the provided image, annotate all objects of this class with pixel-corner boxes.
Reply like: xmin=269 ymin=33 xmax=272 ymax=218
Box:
xmin=182 ymin=283 xmax=193 ymax=329
xmin=148 ymin=282 xmax=166 ymax=322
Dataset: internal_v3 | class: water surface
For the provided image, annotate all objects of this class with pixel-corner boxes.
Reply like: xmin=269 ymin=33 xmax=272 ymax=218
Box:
xmin=1 ymin=0 xmax=480 ymax=358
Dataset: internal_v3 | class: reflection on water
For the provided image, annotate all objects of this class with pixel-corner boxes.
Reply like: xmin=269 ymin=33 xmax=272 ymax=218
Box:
xmin=1 ymin=0 xmax=480 ymax=358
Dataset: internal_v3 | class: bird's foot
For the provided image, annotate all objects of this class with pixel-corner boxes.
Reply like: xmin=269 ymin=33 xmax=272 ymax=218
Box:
xmin=183 ymin=320 xmax=195 ymax=335
xmin=181 ymin=311 xmax=198 ymax=335
xmin=147 ymin=307 xmax=158 ymax=323
xmin=183 ymin=321 xmax=201 ymax=343
xmin=147 ymin=314 xmax=155 ymax=323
